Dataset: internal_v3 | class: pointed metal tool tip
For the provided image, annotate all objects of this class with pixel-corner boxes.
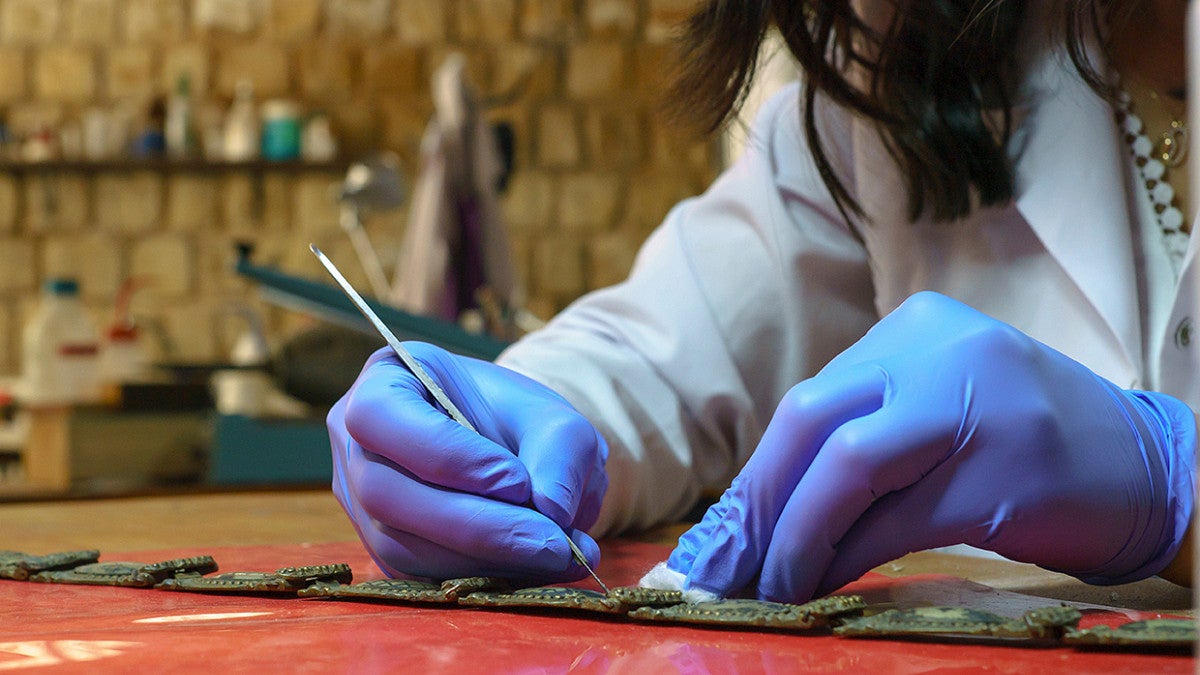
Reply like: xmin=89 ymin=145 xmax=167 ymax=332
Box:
xmin=309 ymin=243 xmax=322 ymax=256
xmin=566 ymin=537 xmax=608 ymax=594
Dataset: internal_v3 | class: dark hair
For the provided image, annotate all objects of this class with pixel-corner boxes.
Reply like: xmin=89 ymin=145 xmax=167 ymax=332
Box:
xmin=669 ymin=1 xmax=1109 ymax=223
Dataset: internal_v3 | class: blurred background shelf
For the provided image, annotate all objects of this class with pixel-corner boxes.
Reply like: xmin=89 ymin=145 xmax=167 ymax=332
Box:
xmin=0 ymin=158 xmax=351 ymax=174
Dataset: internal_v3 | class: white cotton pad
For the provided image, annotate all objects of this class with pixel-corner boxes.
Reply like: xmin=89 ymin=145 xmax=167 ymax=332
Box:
xmin=638 ymin=561 xmax=684 ymax=590
xmin=637 ymin=561 xmax=719 ymax=603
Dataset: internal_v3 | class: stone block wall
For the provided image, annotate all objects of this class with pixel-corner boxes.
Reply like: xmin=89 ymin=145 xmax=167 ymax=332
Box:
xmin=0 ymin=0 xmax=717 ymax=374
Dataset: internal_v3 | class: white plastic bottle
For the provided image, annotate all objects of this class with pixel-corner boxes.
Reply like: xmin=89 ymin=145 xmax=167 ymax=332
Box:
xmin=223 ymin=80 xmax=259 ymax=162
xmin=20 ymin=278 xmax=102 ymax=406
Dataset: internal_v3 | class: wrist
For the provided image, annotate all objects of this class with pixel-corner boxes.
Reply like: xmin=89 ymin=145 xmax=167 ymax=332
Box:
xmin=1158 ymin=520 xmax=1193 ymax=586
xmin=1156 ymin=411 xmax=1199 ymax=587
xmin=1102 ymin=392 xmax=1197 ymax=583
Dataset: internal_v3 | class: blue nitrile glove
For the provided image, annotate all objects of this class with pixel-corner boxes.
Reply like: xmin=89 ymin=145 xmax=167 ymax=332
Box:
xmin=328 ymin=343 xmax=608 ymax=582
xmin=664 ymin=292 xmax=1196 ymax=603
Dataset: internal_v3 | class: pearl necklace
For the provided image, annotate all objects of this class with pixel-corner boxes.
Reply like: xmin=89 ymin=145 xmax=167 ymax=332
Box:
xmin=1113 ymin=89 xmax=1190 ymax=274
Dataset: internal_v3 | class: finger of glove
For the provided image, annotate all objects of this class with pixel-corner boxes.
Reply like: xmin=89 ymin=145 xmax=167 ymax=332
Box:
xmin=682 ymin=367 xmax=887 ymax=598
xmin=570 ymin=447 xmax=609 ymax=531
xmin=350 ymin=448 xmax=575 ymax=576
xmin=326 ymin=394 xmax=356 ymax=514
xmin=809 ymin=469 xmax=966 ymax=598
xmin=819 ymin=293 xmax=989 ymax=374
xmin=344 ymin=355 xmax=532 ymax=505
xmin=330 ymin=436 xmax=523 ymax=581
xmin=525 ymin=421 xmax=607 ymax=529
xmin=756 ymin=399 xmax=956 ymax=602
xmin=666 ymin=498 xmax=728 ymax=577
xmin=358 ymin=517 xmax=596 ymax=583
xmin=404 ymin=341 xmax=605 ymax=528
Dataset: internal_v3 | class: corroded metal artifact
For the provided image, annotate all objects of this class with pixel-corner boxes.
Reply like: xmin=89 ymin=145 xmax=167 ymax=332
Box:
xmin=0 ymin=549 xmax=100 ymax=581
xmin=605 ymin=586 xmax=684 ymax=610
xmin=628 ymin=595 xmax=866 ymax=630
xmin=461 ymin=586 xmax=624 ymax=613
xmin=158 ymin=563 xmax=351 ymax=594
xmin=1064 ymin=619 xmax=1195 ymax=651
xmin=300 ymin=578 xmax=451 ymax=603
xmin=461 ymin=585 xmax=689 ymax=615
xmin=30 ymin=556 xmax=218 ymax=588
xmin=834 ymin=605 xmax=1081 ymax=642
xmin=300 ymin=576 xmax=508 ymax=603
xmin=274 ymin=564 xmax=353 ymax=585
xmin=441 ymin=577 xmax=510 ymax=600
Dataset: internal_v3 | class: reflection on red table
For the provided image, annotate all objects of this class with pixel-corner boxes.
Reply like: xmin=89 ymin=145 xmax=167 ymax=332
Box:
xmin=1 ymin=540 xmax=1191 ymax=673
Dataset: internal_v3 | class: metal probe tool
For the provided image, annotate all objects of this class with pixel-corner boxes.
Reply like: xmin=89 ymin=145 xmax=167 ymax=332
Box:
xmin=310 ymin=244 xmax=609 ymax=593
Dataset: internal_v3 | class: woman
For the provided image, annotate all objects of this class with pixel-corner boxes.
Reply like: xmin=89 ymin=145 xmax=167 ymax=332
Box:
xmin=328 ymin=0 xmax=1196 ymax=603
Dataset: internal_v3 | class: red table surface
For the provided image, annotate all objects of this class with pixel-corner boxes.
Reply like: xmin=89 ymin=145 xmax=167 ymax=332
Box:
xmin=1 ymin=539 xmax=1192 ymax=673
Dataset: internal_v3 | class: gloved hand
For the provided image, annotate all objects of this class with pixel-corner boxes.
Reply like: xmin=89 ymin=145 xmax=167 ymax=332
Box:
xmin=664 ymin=292 xmax=1196 ymax=602
xmin=328 ymin=343 xmax=608 ymax=582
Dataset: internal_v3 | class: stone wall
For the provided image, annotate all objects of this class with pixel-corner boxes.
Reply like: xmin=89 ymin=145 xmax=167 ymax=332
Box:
xmin=0 ymin=0 xmax=716 ymax=373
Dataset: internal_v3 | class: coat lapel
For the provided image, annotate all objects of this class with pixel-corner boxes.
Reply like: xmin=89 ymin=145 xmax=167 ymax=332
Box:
xmin=1011 ymin=44 xmax=1141 ymax=375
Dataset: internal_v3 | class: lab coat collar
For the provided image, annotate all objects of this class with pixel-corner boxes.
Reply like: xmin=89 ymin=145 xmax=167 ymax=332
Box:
xmin=1011 ymin=40 xmax=1141 ymax=377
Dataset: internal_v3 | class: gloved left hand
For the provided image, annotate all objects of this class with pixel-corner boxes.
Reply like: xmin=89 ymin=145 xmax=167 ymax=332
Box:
xmin=328 ymin=343 xmax=608 ymax=583
xmin=659 ymin=292 xmax=1195 ymax=603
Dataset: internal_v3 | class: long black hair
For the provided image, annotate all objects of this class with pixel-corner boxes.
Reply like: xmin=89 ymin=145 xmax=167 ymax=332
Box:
xmin=669 ymin=1 xmax=1111 ymax=223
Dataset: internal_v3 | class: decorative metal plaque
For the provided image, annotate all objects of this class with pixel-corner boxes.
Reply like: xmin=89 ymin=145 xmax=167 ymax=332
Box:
xmin=158 ymin=564 xmax=352 ymax=595
xmin=30 ymin=556 xmax=218 ymax=588
xmin=300 ymin=579 xmax=453 ymax=603
xmin=605 ymin=586 xmax=684 ymax=610
xmin=274 ymin=564 xmax=353 ymax=585
xmin=461 ymin=586 xmax=625 ymax=614
xmin=834 ymin=605 xmax=1081 ymax=642
xmin=439 ymin=577 xmax=509 ymax=600
xmin=628 ymin=596 xmax=865 ymax=630
xmin=0 ymin=549 xmax=101 ymax=581
xmin=1064 ymin=618 xmax=1195 ymax=651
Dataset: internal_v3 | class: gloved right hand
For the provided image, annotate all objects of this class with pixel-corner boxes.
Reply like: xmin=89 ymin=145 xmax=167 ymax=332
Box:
xmin=328 ymin=343 xmax=608 ymax=582
xmin=661 ymin=292 xmax=1196 ymax=602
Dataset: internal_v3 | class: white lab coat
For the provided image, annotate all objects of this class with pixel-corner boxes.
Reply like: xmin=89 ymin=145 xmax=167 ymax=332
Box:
xmin=499 ymin=19 xmax=1200 ymax=536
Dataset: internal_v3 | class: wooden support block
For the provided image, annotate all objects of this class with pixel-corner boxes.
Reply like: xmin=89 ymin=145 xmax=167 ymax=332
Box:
xmin=23 ymin=406 xmax=70 ymax=492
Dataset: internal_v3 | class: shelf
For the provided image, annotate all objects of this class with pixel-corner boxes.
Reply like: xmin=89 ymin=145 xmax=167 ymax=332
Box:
xmin=0 ymin=158 xmax=351 ymax=175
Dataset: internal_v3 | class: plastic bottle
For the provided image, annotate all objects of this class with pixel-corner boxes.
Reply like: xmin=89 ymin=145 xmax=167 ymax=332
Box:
xmin=260 ymin=99 xmax=301 ymax=161
xmin=98 ymin=279 xmax=150 ymax=398
xmin=165 ymin=73 xmax=194 ymax=159
xmin=20 ymin=278 xmax=102 ymax=406
xmin=223 ymin=80 xmax=259 ymax=162
xmin=302 ymin=112 xmax=337 ymax=162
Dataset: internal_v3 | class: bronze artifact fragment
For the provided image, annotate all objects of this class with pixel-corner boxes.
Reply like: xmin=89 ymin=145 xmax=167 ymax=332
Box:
xmin=300 ymin=578 xmax=456 ymax=604
xmin=1064 ymin=619 xmax=1195 ymax=651
xmin=627 ymin=595 xmax=866 ymax=630
xmin=274 ymin=564 xmax=353 ymax=585
xmin=460 ymin=586 xmax=624 ymax=614
xmin=439 ymin=577 xmax=510 ymax=600
xmin=30 ymin=556 xmax=219 ymax=588
xmin=606 ymin=586 xmax=684 ymax=610
xmin=0 ymin=549 xmax=101 ymax=581
xmin=834 ymin=606 xmax=1082 ymax=642
xmin=157 ymin=563 xmax=352 ymax=594
xmin=460 ymin=585 xmax=689 ymax=615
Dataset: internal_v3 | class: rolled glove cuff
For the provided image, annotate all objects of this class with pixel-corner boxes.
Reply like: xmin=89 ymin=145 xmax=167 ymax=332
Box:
xmin=1075 ymin=390 xmax=1196 ymax=585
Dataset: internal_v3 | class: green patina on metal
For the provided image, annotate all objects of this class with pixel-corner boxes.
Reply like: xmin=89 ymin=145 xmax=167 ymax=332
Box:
xmin=835 ymin=605 xmax=1081 ymax=642
xmin=0 ymin=549 xmax=100 ymax=581
xmin=158 ymin=563 xmax=351 ymax=594
xmin=30 ymin=556 xmax=218 ymax=588
xmin=300 ymin=578 xmax=452 ymax=603
xmin=628 ymin=595 xmax=866 ymax=630
xmin=1065 ymin=618 xmax=1195 ymax=651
